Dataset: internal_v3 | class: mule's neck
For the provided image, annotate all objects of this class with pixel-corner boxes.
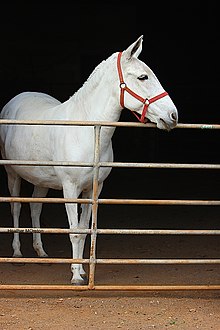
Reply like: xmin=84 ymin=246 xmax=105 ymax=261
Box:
xmin=67 ymin=53 xmax=122 ymax=123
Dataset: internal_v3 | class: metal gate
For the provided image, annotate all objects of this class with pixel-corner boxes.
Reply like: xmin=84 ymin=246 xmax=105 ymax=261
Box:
xmin=0 ymin=119 xmax=220 ymax=291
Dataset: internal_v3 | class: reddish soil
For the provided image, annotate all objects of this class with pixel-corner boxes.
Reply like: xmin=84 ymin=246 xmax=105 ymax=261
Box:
xmin=0 ymin=289 xmax=220 ymax=329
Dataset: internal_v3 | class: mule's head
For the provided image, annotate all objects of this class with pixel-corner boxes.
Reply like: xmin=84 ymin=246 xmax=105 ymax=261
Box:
xmin=118 ymin=35 xmax=178 ymax=131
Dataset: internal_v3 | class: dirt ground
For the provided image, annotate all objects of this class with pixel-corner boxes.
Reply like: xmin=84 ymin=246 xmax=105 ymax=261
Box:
xmin=0 ymin=290 xmax=219 ymax=330
xmin=0 ymin=198 xmax=220 ymax=329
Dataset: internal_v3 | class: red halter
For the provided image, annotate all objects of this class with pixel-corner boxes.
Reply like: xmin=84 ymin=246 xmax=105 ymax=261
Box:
xmin=117 ymin=51 xmax=168 ymax=123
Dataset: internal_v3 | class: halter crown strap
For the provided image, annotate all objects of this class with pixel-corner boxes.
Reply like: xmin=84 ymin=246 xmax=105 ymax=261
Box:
xmin=117 ymin=51 xmax=168 ymax=123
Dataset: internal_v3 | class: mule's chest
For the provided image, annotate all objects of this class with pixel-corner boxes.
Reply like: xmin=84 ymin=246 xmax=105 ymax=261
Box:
xmin=70 ymin=142 xmax=113 ymax=186
xmin=52 ymin=131 xmax=113 ymax=190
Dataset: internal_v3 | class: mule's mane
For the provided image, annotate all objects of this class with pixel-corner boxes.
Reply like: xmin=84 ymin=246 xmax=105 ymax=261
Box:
xmin=70 ymin=53 xmax=117 ymax=102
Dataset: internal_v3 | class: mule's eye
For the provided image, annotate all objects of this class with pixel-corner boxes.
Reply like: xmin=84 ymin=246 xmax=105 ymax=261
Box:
xmin=138 ymin=74 xmax=148 ymax=81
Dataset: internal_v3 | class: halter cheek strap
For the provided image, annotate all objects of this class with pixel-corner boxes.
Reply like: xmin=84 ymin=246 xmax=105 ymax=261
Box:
xmin=117 ymin=51 xmax=168 ymax=123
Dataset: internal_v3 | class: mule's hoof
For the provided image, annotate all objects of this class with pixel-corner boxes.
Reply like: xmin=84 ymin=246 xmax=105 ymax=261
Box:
xmin=38 ymin=253 xmax=49 ymax=258
xmin=71 ymin=277 xmax=87 ymax=286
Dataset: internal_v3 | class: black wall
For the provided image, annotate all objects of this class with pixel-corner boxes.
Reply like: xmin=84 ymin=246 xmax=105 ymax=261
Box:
xmin=1 ymin=1 xmax=219 ymax=119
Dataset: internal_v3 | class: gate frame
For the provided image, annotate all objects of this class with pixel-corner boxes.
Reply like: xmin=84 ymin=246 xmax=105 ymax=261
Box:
xmin=0 ymin=119 xmax=220 ymax=291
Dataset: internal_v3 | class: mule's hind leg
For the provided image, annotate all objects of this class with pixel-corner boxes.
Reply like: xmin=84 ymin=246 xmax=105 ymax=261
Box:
xmin=5 ymin=168 xmax=22 ymax=257
xmin=30 ymin=186 xmax=49 ymax=257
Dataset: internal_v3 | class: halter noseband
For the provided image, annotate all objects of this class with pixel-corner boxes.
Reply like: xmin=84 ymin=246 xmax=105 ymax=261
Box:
xmin=117 ymin=51 xmax=168 ymax=123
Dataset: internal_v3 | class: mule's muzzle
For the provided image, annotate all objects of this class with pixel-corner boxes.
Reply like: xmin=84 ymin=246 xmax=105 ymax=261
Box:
xmin=159 ymin=110 xmax=178 ymax=131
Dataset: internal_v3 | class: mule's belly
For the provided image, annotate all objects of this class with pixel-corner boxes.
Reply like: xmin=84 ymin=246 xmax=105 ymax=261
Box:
xmin=9 ymin=163 xmax=112 ymax=191
xmin=10 ymin=164 xmax=62 ymax=189
xmin=1 ymin=124 xmax=113 ymax=191
xmin=2 ymin=122 xmax=113 ymax=191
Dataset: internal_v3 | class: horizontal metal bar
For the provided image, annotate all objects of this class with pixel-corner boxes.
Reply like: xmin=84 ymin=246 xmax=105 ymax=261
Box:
xmin=0 ymin=197 xmax=92 ymax=204
xmin=0 ymin=257 xmax=219 ymax=265
xmin=97 ymin=229 xmax=220 ymax=235
xmin=1 ymin=159 xmax=220 ymax=169
xmin=0 ymin=228 xmax=92 ymax=234
xmin=0 ymin=119 xmax=220 ymax=129
xmin=0 ymin=119 xmax=154 ymax=127
xmin=96 ymin=259 xmax=220 ymax=264
xmin=0 ymin=284 xmax=220 ymax=291
xmin=101 ymin=162 xmax=220 ymax=169
xmin=98 ymin=199 xmax=220 ymax=206
xmin=1 ymin=197 xmax=220 ymax=205
xmin=1 ymin=227 xmax=220 ymax=235
xmin=0 ymin=160 xmax=93 ymax=167
xmin=177 ymin=124 xmax=220 ymax=130
xmin=0 ymin=257 xmax=88 ymax=264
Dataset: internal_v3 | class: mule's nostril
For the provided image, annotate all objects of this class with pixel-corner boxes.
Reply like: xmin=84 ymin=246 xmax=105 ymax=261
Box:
xmin=170 ymin=112 xmax=177 ymax=122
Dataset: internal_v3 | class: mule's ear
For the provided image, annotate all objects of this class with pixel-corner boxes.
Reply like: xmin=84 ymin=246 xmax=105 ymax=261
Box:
xmin=123 ymin=35 xmax=143 ymax=60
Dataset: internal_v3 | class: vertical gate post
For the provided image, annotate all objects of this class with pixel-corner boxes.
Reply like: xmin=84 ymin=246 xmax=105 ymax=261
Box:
xmin=88 ymin=125 xmax=101 ymax=289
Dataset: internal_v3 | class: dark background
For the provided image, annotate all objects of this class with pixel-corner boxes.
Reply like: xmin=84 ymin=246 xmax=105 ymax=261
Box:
xmin=0 ymin=1 xmax=220 ymax=227
xmin=0 ymin=1 xmax=219 ymax=122
xmin=0 ymin=0 xmax=219 ymax=162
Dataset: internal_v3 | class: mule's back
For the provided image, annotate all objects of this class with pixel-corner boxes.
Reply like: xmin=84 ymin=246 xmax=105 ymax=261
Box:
xmin=0 ymin=92 xmax=61 ymax=120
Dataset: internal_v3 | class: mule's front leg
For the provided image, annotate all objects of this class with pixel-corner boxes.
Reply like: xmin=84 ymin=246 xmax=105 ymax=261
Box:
xmin=63 ymin=182 xmax=86 ymax=285
xmin=78 ymin=184 xmax=103 ymax=280
xmin=69 ymin=232 xmax=86 ymax=285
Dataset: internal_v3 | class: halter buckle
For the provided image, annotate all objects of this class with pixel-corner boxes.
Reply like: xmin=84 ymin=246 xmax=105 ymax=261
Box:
xmin=120 ymin=82 xmax=126 ymax=89
xmin=144 ymin=99 xmax=150 ymax=105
